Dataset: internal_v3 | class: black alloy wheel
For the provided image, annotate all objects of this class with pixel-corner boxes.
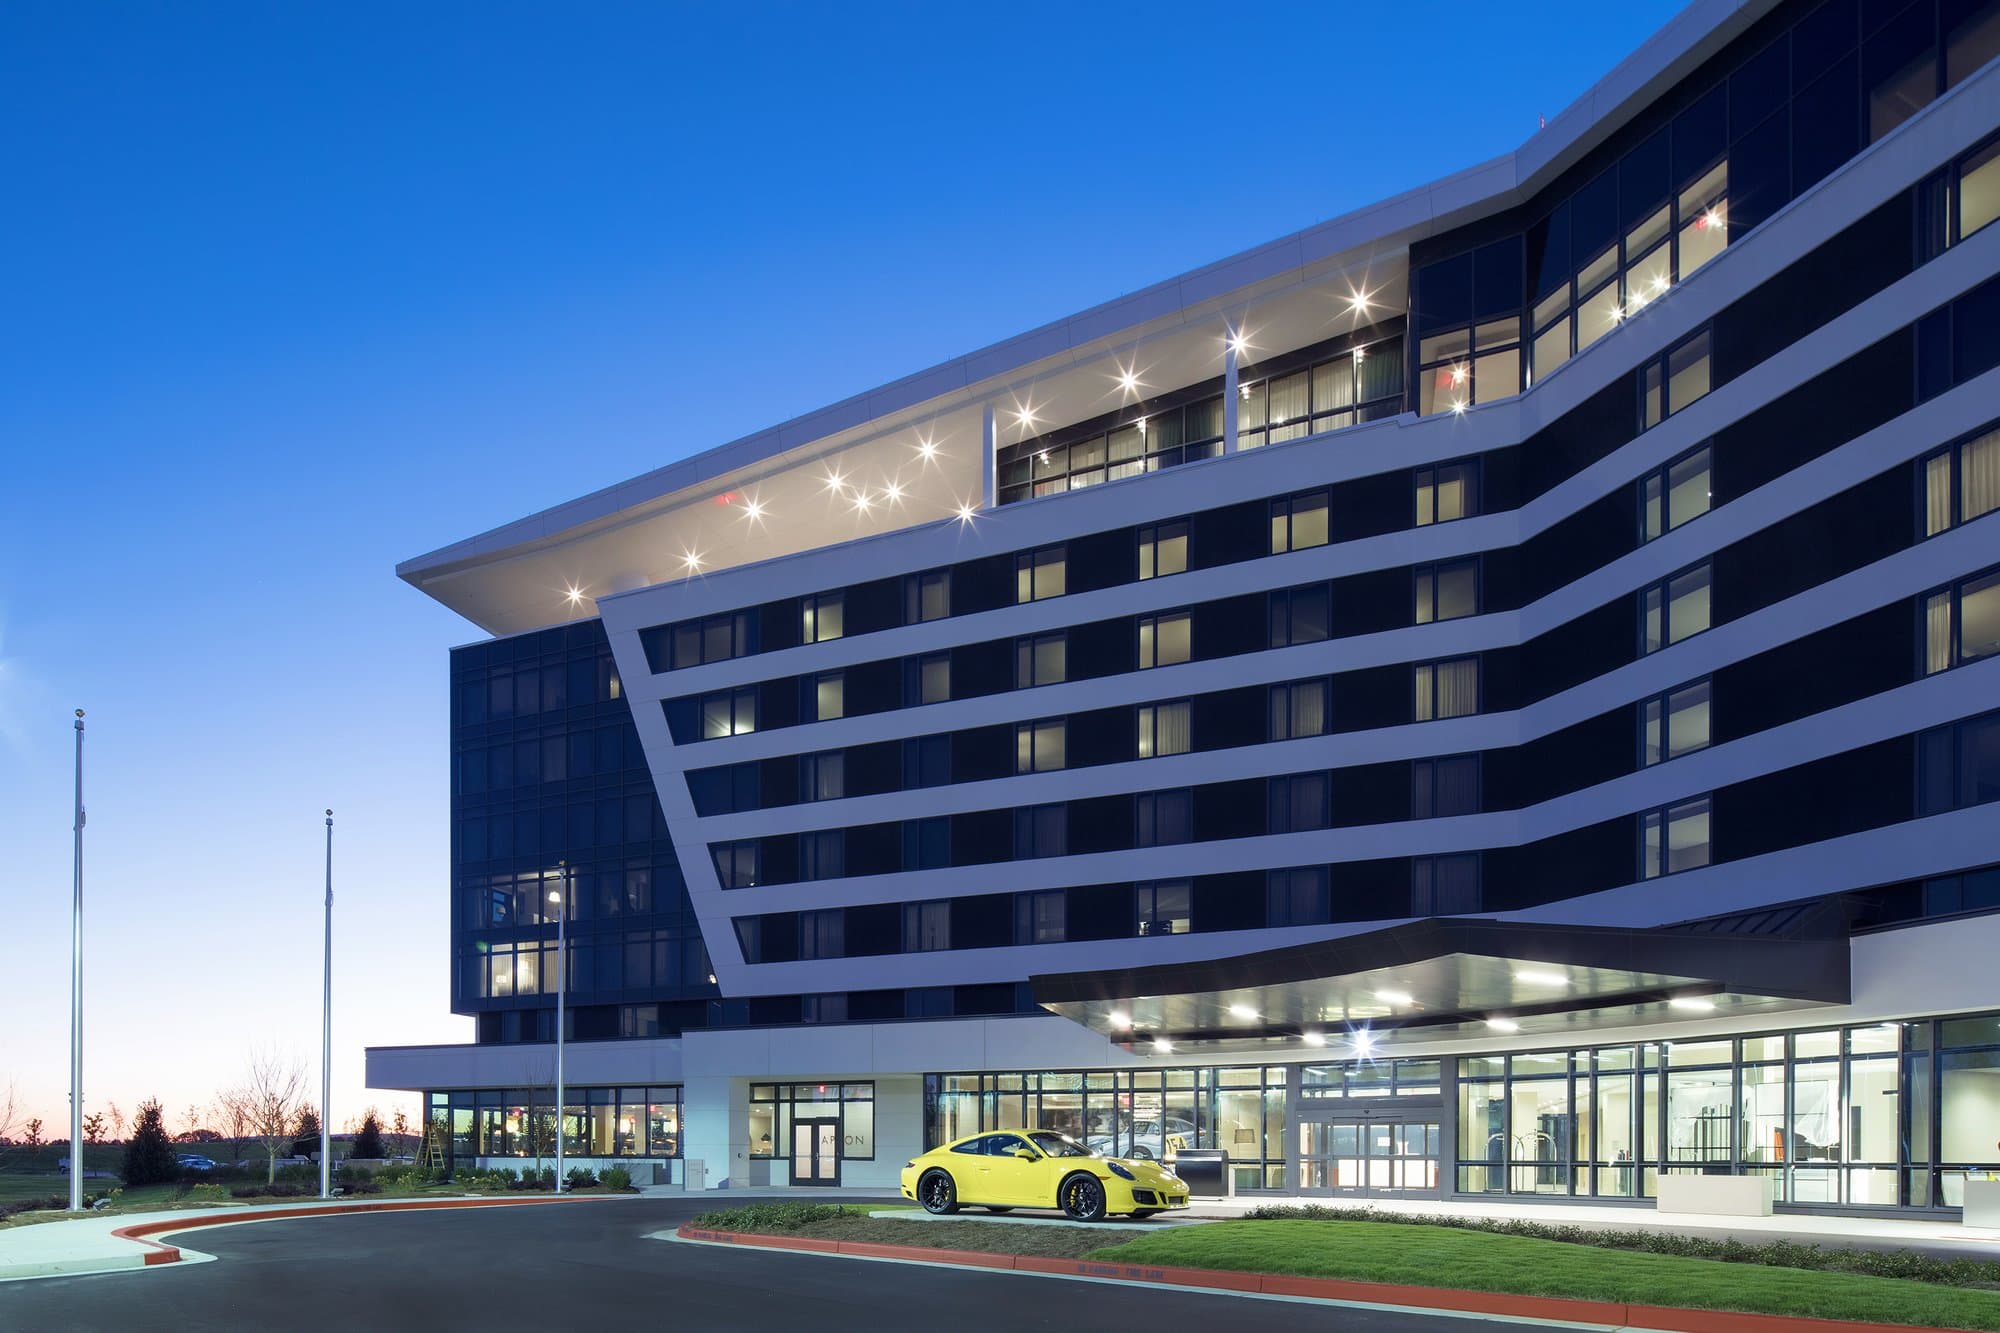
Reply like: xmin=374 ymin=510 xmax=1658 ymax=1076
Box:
xmin=1059 ymin=1173 xmax=1108 ymax=1222
xmin=919 ymin=1169 xmax=959 ymax=1215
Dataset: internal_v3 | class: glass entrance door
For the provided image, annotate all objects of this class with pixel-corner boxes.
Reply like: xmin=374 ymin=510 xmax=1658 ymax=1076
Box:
xmin=792 ymin=1118 xmax=840 ymax=1186
xmin=1297 ymin=1118 xmax=1440 ymax=1195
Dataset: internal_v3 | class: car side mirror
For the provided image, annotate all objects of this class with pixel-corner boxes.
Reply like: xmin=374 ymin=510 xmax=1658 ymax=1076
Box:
xmin=1013 ymin=1147 xmax=1037 ymax=1161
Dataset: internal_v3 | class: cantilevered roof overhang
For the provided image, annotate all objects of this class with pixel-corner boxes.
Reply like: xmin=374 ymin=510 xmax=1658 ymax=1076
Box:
xmin=1031 ymin=909 xmax=1852 ymax=1054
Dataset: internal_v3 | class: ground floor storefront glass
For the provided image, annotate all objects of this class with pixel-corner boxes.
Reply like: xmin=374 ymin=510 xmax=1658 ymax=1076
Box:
xmin=746 ymin=1083 xmax=875 ymax=1163
xmin=1456 ymin=1014 xmax=2000 ymax=1208
xmin=426 ymin=1085 xmax=680 ymax=1168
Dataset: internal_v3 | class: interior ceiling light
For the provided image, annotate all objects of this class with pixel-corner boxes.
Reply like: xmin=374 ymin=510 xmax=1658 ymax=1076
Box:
xmin=1118 ymin=366 xmax=1141 ymax=394
xmin=680 ymin=551 xmax=703 ymax=574
xmin=741 ymin=497 xmax=765 ymax=522
xmin=882 ymin=480 xmax=904 ymax=504
xmin=1301 ymin=1031 xmax=1326 ymax=1047
xmin=1514 ymin=969 xmax=1568 ymax=987
xmin=1451 ymin=400 xmax=1468 ymax=415
xmin=1487 ymin=1016 xmax=1521 ymax=1033
xmin=1352 ymin=1029 xmax=1377 ymax=1056
xmin=1108 ymin=1011 xmax=1132 ymax=1029
xmin=1152 ymin=1037 xmax=1174 ymax=1053
xmin=1226 ymin=1003 xmax=1259 ymax=1020
xmin=917 ymin=436 xmax=938 ymax=461
xmin=564 ymin=585 xmax=585 ymax=605
xmin=1227 ymin=329 xmax=1248 ymax=355
xmin=1348 ymin=290 xmax=1373 ymax=315
xmin=852 ymin=491 xmax=874 ymax=513
xmin=1669 ymin=996 xmax=1718 ymax=1013
xmin=824 ymin=469 xmax=847 ymax=494
xmin=1375 ymin=989 xmax=1413 ymax=1006
xmin=1014 ymin=406 xmax=1037 ymax=428
xmin=954 ymin=502 xmax=978 ymax=524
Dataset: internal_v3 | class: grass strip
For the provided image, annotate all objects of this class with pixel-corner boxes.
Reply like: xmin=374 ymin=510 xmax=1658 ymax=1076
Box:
xmin=685 ymin=1204 xmax=2000 ymax=1330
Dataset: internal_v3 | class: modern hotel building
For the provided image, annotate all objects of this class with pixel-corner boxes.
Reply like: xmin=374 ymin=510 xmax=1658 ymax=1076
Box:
xmin=368 ymin=0 xmax=2000 ymax=1214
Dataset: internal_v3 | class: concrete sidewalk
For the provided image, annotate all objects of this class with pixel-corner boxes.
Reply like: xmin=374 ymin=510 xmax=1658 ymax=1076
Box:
xmin=1183 ymin=1194 xmax=2000 ymax=1257
xmin=0 ymin=1194 xmax=622 ymax=1282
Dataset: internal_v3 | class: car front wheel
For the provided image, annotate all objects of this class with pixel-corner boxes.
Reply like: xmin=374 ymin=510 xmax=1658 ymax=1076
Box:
xmin=918 ymin=1169 xmax=959 ymax=1215
xmin=1059 ymin=1173 xmax=1108 ymax=1222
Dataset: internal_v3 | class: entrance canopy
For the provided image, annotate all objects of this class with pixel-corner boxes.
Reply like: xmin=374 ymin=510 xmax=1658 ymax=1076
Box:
xmin=1031 ymin=907 xmax=1852 ymax=1055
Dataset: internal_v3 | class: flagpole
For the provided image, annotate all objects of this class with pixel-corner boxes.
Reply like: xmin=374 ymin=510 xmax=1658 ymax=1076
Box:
xmin=320 ymin=810 xmax=333 ymax=1200
xmin=69 ymin=710 xmax=85 ymax=1213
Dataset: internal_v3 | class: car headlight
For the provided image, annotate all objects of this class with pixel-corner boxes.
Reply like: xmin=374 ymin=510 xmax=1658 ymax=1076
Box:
xmin=1106 ymin=1160 xmax=1136 ymax=1181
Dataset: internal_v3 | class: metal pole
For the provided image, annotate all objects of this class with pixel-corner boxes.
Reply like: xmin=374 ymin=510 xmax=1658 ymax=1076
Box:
xmin=554 ymin=860 xmax=566 ymax=1192
xmin=69 ymin=709 xmax=84 ymax=1213
xmin=320 ymin=810 xmax=333 ymax=1200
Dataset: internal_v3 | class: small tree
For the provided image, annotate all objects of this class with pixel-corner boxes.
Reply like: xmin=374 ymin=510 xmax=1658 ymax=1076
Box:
xmin=123 ymin=1099 xmax=178 ymax=1186
xmin=107 ymin=1102 xmax=127 ymax=1143
xmin=26 ymin=1119 xmax=43 ymax=1148
xmin=221 ymin=1049 xmax=308 ymax=1183
xmin=83 ymin=1112 xmax=106 ymax=1144
xmin=292 ymin=1106 xmax=322 ymax=1158
xmin=352 ymin=1110 xmax=385 ymax=1160
xmin=183 ymin=1106 xmax=204 ymax=1140
xmin=391 ymin=1109 xmax=410 ymax=1157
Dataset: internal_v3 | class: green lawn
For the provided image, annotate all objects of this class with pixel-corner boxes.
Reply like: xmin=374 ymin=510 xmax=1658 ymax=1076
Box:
xmin=688 ymin=1206 xmax=2000 ymax=1331
xmin=1098 ymin=1219 xmax=2000 ymax=1329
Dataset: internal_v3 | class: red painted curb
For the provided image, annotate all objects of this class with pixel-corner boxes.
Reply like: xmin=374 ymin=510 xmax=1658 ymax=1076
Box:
xmin=107 ymin=1194 xmax=625 ymax=1268
xmin=672 ymin=1223 xmax=1958 ymax=1333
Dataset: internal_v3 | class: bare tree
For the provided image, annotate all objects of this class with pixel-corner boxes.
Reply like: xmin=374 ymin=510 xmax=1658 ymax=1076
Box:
xmin=391 ymin=1108 xmax=410 ymax=1158
xmin=213 ymin=1096 xmax=250 ymax=1167
xmin=182 ymin=1105 xmax=204 ymax=1141
xmin=106 ymin=1102 xmax=126 ymax=1143
xmin=0 ymin=1084 xmax=20 ymax=1166
xmin=220 ymin=1049 xmax=309 ymax=1184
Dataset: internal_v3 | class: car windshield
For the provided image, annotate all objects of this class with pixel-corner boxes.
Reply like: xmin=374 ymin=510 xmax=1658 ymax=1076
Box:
xmin=1027 ymin=1131 xmax=1096 ymax=1158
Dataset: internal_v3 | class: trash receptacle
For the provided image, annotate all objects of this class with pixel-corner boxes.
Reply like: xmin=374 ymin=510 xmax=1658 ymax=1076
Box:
xmin=1171 ymin=1149 xmax=1229 ymax=1198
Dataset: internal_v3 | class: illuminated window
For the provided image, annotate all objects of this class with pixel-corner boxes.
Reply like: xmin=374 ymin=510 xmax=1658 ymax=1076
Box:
xmin=1640 ymin=797 xmax=1711 ymax=879
xmin=1138 ymin=612 xmax=1191 ymax=669
xmin=1015 ymin=632 xmax=1067 ymax=687
xmin=1641 ymin=328 xmax=1712 ymax=430
xmin=802 ymin=593 xmax=845 ymax=643
xmin=1640 ymin=564 xmax=1712 ymax=654
xmin=1921 ymin=427 xmax=2000 ymax=538
xmin=1415 ymin=657 xmax=1479 ymax=721
xmin=1642 ymin=444 xmax=1713 ymax=541
xmin=1269 ymin=679 xmax=1328 ymax=740
xmin=1015 ymin=719 xmax=1067 ymax=773
xmin=1641 ymin=679 xmax=1712 ymax=766
xmin=906 ymin=571 xmax=951 ymax=624
xmin=1269 ymin=491 xmax=1329 ymax=553
xmin=1924 ymin=568 xmax=2000 ymax=674
xmin=1416 ymin=461 xmax=1478 ymax=525
xmin=700 ymin=688 xmax=757 ymax=740
xmin=1135 ymin=880 xmax=1191 ymax=935
xmin=1016 ymin=546 xmax=1067 ymax=602
xmin=1415 ymin=558 xmax=1479 ymax=624
xmin=1138 ymin=520 xmax=1188 ymax=579
xmin=814 ymin=672 xmax=845 ymax=721
xmin=1137 ymin=701 xmax=1191 ymax=759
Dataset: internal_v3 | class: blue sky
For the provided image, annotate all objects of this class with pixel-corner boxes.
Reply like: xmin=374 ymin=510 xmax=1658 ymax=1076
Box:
xmin=0 ymin=1 xmax=1676 ymax=1133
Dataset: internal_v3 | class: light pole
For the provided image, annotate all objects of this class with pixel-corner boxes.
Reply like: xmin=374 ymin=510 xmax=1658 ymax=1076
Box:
xmin=320 ymin=810 xmax=333 ymax=1200
xmin=69 ymin=709 xmax=85 ymax=1214
xmin=550 ymin=860 xmax=567 ymax=1193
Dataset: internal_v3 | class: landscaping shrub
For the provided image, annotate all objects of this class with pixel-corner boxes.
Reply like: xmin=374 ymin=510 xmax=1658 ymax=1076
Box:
xmin=187 ymin=1183 xmax=228 ymax=1203
xmin=690 ymin=1202 xmax=852 ymax=1233
xmin=0 ymin=1195 xmax=67 ymax=1219
xmin=564 ymin=1167 xmax=598 ymax=1189
xmin=599 ymin=1166 xmax=633 ymax=1191
xmin=341 ymin=1179 xmax=383 ymax=1195
xmin=231 ymin=1182 xmax=309 ymax=1199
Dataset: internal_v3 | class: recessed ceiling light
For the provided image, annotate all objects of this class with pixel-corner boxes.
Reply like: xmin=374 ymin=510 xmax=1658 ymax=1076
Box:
xmin=1301 ymin=1031 xmax=1326 ymax=1047
xmin=1226 ymin=330 xmax=1248 ymax=355
xmin=1352 ymin=1030 xmax=1377 ymax=1056
xmin=852 ymin=491 xmax=873 ymax=513
xmin=1152 ymin=1037 xmax=1173 ymax=1054
xmin=1108 ymin=1011 xmax=1132 ymax=1030
xmin=1118 ymin=367 xmax=1140 ymax=394
xmin=680 ymin=551 xmax=703 ymax=574
xmin=1015 ymin=406 xmax=1037 ymax=427
xmin=955 ymin=502 xmax=978 ymax=524
xmin=1348 ymin=291 xmax=1372 ymax=315
xmin=917 ymin=437 xmax=938 ymax=461
xmin=824 ymin=470 xmax=847 ymax=494
xmin=1226 ymin=1003 xmax=1259 ymax=1020
xmin=883 ymin=481 xmax=904 ymax=504
xmin=741 ymin=498 xmax=765 ymax=522
xmin=564 ymin=585 xmax=585 ymax=605
xmin=1451 ymin=400 xmax=1468 ymax=415
xmin=1375 ymin=989 xmax=1413 ymax=1006
xmin=1487 ymin=1017 xmax=1521 ymax=1033
xmin=1514 ymin=969 xmax=1568 ymax=988
xmin=1668 ymin=996 xmax=1717 ymax=1013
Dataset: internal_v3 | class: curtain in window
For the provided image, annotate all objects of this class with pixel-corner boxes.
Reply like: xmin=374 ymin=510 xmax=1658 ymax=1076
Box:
xmin=1291 ymin=681 xmax=1327 ymax=736
xmin=1927 ymin=453 xmax=1955 ymax=536
xmin=1268 ymin=371 xmax=1310 ymax=430
xmin=1962 ymin=430 xmax=2000 ymax=524
xmin=1436 ymin=757 xmax=1479 ymax=814
xmin=1357 ymin=339 xmax=1404 ymax=402
xmin=1927 ymin=591 xmax=1955 ymax=674
xmin=1435 ymin=658 xmax=1479 ymax=718
xmin=1312 ymin=358 xmax=1354 ymax=412
xmin=1155 ymin=702 xmax=1192 ymax=756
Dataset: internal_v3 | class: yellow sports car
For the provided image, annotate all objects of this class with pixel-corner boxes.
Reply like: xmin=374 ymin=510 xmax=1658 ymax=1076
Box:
xmin=899 ymin=1128 xmax=1190 ymax=1221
